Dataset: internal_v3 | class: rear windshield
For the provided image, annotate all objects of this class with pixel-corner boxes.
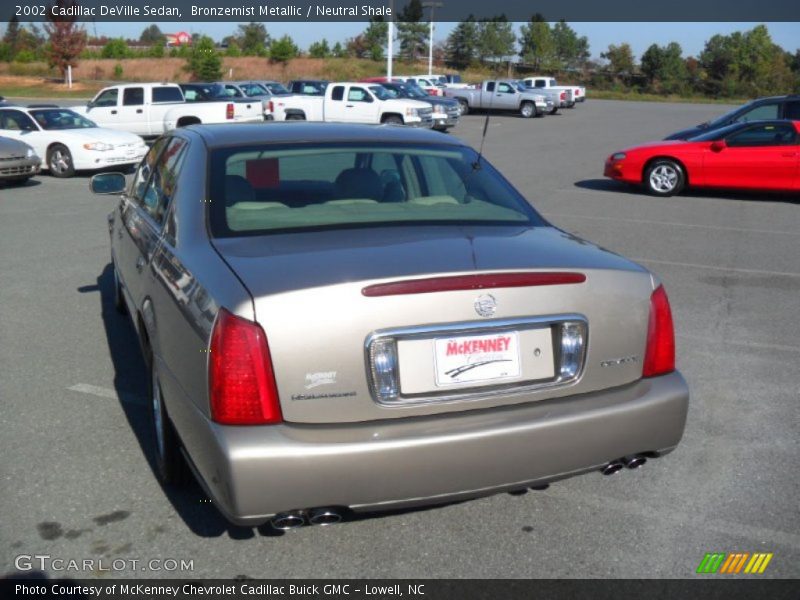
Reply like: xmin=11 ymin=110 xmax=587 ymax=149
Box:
xmin=208 ymin=143 xmax=544 ymax=237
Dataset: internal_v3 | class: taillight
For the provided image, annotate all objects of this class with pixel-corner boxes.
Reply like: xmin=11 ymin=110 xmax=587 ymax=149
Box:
xmin=226 ymin=103 xmax=234 ymax=119
xmin=560 ymin=91 xmax=566 ymax=101
xmin=642 ymin=285 xmax=675 ymax=378
xmin=209 ymin=308 xmax=282 ymax=425
xmin=268 ymin=100 xmax=274 ymax=113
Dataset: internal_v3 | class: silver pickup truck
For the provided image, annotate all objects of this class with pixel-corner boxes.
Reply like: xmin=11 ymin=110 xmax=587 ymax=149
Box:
xmin=444 ymin=80 xmax=551 ymax=118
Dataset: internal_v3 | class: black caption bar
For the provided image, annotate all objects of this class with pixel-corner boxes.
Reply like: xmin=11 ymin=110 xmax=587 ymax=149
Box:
xmin=3 ymin=579 xmax=800 ymax=600
xmin=2 ymin=0 xmax=800 ymax=23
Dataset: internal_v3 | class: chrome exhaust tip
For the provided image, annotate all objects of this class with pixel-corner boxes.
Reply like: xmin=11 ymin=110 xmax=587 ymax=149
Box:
xmin=622 ymin=455 xmax=647 ymax=469
xmin=271 ymin=511 xmax=306 ymax=530
xmin=602 ymin=461 xmax=624 ymax=476
xmin=308 ymin=508 xmax=342 ymax=526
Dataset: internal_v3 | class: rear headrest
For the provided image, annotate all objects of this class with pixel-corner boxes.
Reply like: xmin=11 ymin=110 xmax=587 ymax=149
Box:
xmin=335 ymin=168 xmax=382 ymax=200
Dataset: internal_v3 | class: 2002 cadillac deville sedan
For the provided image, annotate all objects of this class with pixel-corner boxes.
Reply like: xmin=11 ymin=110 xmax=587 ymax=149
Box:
xmin=91 ymin=123 xmax=689 ymax=529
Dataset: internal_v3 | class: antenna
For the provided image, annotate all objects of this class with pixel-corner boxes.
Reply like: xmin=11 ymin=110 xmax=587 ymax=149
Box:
xmin=471 ymin=57 xmax=505 ymax=172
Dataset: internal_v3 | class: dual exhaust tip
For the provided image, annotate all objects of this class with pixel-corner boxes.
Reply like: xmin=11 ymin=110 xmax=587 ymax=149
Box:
xmin=271 ymin=508 xmax=343 ymax=530
xmin=601 ymin=454 xmax=648 ymax=476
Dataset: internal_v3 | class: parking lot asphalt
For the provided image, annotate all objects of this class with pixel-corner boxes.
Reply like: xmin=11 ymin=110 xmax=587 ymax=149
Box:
xmin=1 ymin=99 xmax=798 ymax=579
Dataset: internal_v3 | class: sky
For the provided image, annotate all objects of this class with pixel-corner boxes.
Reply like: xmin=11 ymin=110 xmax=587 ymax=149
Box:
xmin=4 ymin=21 xmax=800 ymax=59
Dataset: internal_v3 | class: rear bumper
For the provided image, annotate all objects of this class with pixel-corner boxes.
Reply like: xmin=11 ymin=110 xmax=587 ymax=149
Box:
xmin=188 ymin=371 xmax=689 ymax=525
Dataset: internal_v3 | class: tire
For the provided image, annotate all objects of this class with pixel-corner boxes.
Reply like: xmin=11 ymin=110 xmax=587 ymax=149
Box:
xmin=112 ymin=263 xmax=126 ymax=315
xmin=286 ymin=113 xmax=305 ymax=121
xmin=520 ymin=101 xmax=535 ymax=118
xmin=149 ymin=354 xmax=189 ymax=486
xmin=645 ymin=159 xmax=686 ymax=197
xmin=47 ymin=144 xmax=75 ymax=178
xmin=457 ymin=99 xmax=469 ymax=116
xmin=383 ymin=115 xmax=403 ymax=125
xmin=548 ymin=107 xmax=559 ymax=115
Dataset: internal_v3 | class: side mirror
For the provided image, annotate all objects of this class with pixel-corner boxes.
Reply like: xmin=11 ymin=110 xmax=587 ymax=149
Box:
xmin=710 ymin=140 xmax=727 ymax=152
xmin=90 ymin=172 xmax=127 ymax=195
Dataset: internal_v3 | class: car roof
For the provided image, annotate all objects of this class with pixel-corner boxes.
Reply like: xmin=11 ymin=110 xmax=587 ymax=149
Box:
xmin=183 ymin=122 xmax=467 ymax=149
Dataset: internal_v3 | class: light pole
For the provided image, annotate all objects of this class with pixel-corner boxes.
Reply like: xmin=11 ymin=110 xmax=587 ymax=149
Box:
xmin=422 ymin=1 xmax=443 ymax=77
xmin=386 ymin=0 xmax=394 ymax=79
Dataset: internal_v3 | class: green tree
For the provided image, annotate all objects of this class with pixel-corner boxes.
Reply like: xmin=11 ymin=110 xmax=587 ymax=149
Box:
xmin=641 ymin=42 xmax=687 ymax=93
xmin=186 ymin=35 xmax=221 ymax=81
xmin=397 ymin=0 xmax=427 ymax=62
xmin=363 ymin=18 xmax=388 ymax=61
xmin=518 ymin=14 xmax=554 ymax=70
xmin=551 ymin=20 xmax=589 ymax=69
xmin=101 ymin=38 xmax=130 ymax=59
xmin=699 ymin=25 xmax=794 ymax=96
xmin=601 ymin=43 xmax=635 ymax=75
xmin=237 ymin=22 xmax=270 ymax=56
xmin=331 ymin=41 xmax=345 ymax=58
xmin=269 ymin=35 xmax=298 ymax=63
xmin=139 ymin=24 xmax=165 ymax=46
xmin=308 ymin=38 xmax=331 ymax=58
xmin=445 ymin=17 xmax=478 ymax=69
xmin=44 ymin=0 xmax=87 ymax=74
xmin=475 ymin=16 xmax=515 ymax=65
xmin=225 ymin=41 xmax=242 ymax=57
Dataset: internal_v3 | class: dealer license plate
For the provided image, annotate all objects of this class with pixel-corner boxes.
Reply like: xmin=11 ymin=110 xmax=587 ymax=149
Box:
xmin=434 ymin=331 xmax=521 ymax=386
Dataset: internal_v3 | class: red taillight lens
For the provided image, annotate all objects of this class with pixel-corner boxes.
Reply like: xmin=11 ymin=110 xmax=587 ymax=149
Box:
xmin=209 ymin=308 xmax=282 ymax=425
xmin=642 ymin=285 xmax=675 ymax=378
xmin=560 ymin=91 xmax=566 ymax=101
xmin=268 ymin=100 xmax=274 ymax=113
xmin=226 ymin=103 xmax=234 ymax=120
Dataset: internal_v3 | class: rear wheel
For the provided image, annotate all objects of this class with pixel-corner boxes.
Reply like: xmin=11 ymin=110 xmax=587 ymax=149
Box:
xmin=520 ymin=101 xmax=535 ymax=118
xmin=149 ymin=354 xmax=189 ymax=486
xmin=285 ymin=113 xmax=305 ymax=121
xmin=457 ymin=99 xmax=469 ymax=116
xmin=47 ymin=144 xmax=74 ymax=178
xmin=645 ymin=159 xmax=686 ymax=196
xmin=549 ymin=107 xmax=559 ymax=115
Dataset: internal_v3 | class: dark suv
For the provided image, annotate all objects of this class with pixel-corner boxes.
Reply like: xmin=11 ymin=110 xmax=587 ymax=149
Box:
xmin=664 ymin=95 xmax=800 ymax=140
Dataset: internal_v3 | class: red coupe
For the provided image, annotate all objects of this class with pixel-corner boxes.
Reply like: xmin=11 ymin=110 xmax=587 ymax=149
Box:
xmin=604 ymin=120 xmax=800 ymax=196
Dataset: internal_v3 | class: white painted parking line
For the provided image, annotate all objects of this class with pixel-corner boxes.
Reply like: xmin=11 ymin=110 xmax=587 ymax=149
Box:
xmin=630 ymin=257 xmax=800 ymax=279
xmin=67 ymin=383 xmax=146 ymax=406
xmin=542 ymin=211 xmax=800 ymax=237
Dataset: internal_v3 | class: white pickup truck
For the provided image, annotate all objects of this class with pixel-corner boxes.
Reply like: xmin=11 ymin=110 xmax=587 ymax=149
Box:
xmin=73 ymin=83 xmax=264 ymax=137
xmin=523 ymin=76 xmax=587 ymax=107
xmin=269 ymin=82 xmax=434 ymax=127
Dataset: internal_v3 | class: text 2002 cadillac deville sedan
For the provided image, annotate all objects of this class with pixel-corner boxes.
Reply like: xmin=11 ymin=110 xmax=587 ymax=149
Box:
xmin=90 ymin=123 xmax=688 ymax=529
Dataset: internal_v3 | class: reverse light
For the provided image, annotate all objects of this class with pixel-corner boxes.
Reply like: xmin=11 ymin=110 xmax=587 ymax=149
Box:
xmin=209 ymin=308 xmax=282 ymax=425
xmin=83 ymin=142 xmax=113 ymax=151
xmin=642 ymin=285 xmax=676 ymax=378
xmin=611 ymin=152 xmax=626 ymax=161
xmin=226 ymin=102 xmax=235 ymax=120
xmin=558 ymin=321 xmax=587 ymax=380
xmin=368 ymin=338 xmax=399 ymax=402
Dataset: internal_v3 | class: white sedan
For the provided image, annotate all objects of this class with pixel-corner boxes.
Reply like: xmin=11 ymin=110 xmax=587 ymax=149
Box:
xmin=0 ymin=106 xmax=147 ymax=178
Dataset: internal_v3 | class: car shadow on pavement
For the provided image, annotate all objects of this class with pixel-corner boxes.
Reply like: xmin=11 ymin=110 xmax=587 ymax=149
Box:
xmin=575 ymin=178 xmax=800 ymax=204
xmin=1 ymin=179 xmax=42 ymax=189
xmin=90 ymin=263 xmax=289 ymax=540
